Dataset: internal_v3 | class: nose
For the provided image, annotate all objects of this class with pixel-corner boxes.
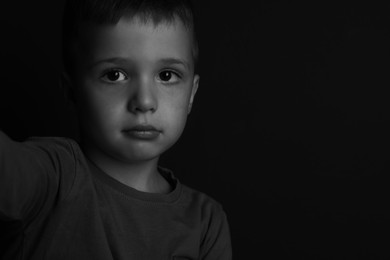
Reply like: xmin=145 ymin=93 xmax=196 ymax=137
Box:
xmin=127 ymin=77 xmax=157 ymax=114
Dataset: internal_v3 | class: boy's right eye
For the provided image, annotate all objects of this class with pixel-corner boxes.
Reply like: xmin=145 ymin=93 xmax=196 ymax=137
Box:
xmin=101 ymin=70 xmax=128 ymax=83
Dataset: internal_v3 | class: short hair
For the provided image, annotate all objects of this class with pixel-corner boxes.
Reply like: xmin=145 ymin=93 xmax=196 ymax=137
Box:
xmin=62 ymin=0 xmax=199 ymax=75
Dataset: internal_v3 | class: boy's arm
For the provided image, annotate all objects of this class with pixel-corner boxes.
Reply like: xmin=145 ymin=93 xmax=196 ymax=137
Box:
xmin=0 ymin=130 xmax=61 ymax=222
xmin=200 ymin=207 xmax=233 ymax=260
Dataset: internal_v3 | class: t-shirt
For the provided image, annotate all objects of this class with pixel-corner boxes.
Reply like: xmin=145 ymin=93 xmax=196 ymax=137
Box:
xmin=0 ymin=132 xmax=232 ymax=260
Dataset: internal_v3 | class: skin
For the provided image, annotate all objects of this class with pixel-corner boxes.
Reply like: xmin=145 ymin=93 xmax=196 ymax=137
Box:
xmin=64 ymin=17 xmax=199 ymax=193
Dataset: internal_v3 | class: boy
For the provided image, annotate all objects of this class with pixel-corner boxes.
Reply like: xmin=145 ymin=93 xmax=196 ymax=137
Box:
xmin=0 ymin=0 xmax=232 ymax=259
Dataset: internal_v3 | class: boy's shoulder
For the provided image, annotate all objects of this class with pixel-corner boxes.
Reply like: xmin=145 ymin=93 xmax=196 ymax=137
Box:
xmin=168 ymin=171 xmax=226 ymax=218
xmin=171 ymin=175 xmax=231 ymax=258
xmin=23 ymin=136 xmax=81 ymax=157
xmin=26 ymin=135 xmax=77 ymax=147
xmin=180 ymin=184 xmax=223 ymax=209
xmin=21 ymin=136 xmax=81 ymax=175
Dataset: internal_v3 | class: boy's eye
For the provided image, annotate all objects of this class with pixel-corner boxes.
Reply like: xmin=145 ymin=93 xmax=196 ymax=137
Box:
xmin=157 ymin=70 xmax=181 ymax=84
xmin=101 ymin=70 xmax=127 ymax=82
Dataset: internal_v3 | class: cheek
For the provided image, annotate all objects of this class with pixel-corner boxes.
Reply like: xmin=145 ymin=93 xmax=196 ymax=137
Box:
xmin=166 ymin=86 xmax=193 ymax=109
xmin=77 ymin=88 xmax=125 ymax=131
xmin=164 ymin=90 xmax=191 ymax=114
xmin=161 ymin=92 xmax=191 ymax=132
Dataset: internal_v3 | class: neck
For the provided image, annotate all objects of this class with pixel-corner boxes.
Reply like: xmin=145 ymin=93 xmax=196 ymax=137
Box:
xmin=82 ymin=143 xmax=171 ymax=194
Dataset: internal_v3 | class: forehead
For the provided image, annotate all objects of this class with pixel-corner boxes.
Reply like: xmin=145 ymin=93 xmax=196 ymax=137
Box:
xmin=75 ymin=17 xmax=194 ymax=70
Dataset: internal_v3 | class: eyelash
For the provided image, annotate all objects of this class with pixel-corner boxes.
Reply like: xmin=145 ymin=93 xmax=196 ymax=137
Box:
xmin=157 ymin=70 xmax=182 ymax=83
xmin=100 ymin=69 xmax=128 ymax=83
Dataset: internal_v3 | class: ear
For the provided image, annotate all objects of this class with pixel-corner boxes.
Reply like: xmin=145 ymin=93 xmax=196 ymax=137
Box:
xmin=188 ymin=74 xmax=199 ymax=115
xmin=60 ymin=71 xmax=76 ymax=105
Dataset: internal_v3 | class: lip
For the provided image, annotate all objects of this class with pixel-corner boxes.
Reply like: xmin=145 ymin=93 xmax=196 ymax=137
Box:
xmin=122 ymin=125 xmax=161 ymax=140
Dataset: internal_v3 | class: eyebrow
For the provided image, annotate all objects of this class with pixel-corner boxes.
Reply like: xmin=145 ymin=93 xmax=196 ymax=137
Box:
xmin=90 ymin=57 xmax=191 ymax=70
xmin=157 ymin=58 xmax=191 ymax=70
xmin=89 ymin=57 xmax=132 ymax=69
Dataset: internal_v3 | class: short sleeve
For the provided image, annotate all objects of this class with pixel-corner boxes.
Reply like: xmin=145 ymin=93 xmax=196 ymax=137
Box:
xmin=0 ymin=131 xmax=76 ymax=223
xmin=200 ymin=203 xmax=233 ymax=260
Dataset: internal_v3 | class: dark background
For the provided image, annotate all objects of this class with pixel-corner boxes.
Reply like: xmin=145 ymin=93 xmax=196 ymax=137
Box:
xmin=1 ymin=1 xmax=390 ymax=259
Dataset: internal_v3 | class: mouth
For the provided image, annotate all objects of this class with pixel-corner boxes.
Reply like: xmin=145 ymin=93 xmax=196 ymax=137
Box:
xmin=122 ymin=125 xmax=161 ymax=140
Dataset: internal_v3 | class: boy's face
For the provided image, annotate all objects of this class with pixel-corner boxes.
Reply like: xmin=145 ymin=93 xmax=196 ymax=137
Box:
xmin=68 ymin=17 xmax=199 ymax=164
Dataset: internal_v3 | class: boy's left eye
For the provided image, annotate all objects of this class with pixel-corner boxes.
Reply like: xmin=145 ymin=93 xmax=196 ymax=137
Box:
xmin=157 ymin=70 xmax=181 ymax=84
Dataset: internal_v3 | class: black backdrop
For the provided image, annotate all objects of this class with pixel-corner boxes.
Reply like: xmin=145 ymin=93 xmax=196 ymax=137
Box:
xmin=1 ymin=1 xmax=390 ymax=259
